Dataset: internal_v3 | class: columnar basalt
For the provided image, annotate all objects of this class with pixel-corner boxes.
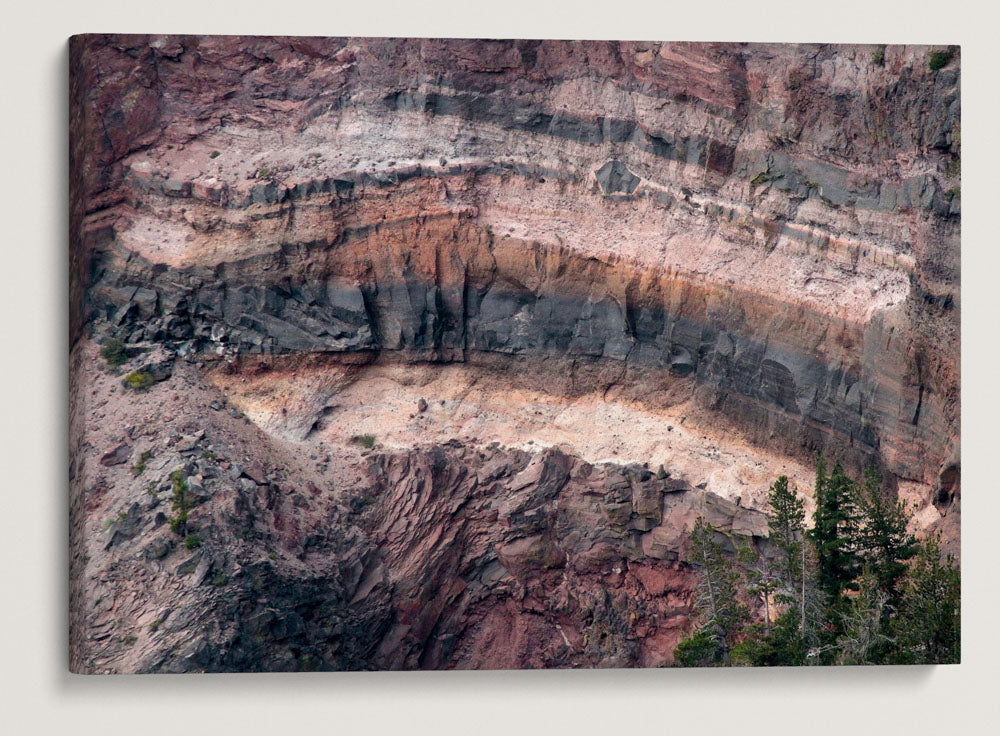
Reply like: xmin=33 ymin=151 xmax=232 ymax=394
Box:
xmin=70 ymin=36 xmax=960 ymax=672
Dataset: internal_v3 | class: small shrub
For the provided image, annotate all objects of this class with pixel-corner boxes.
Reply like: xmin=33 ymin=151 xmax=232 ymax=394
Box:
xmin=673 ymin=628 xmax=724 ymax=667
xmin=946 ymin=187 xmax=960 ymax=199
xmin=122 ymin=634 xmax=138 ymax=647
xmin=124 ymin=371 xmax=155 ymax=391
xmin=209 ymin=150 xmax=221 ymax=159
xmin=210 ymin=573 xmax=228 ymax=587
xmin=149 ymin=618 xmax=163 ymax=632
xmin=168 ymin=469 xmax=190 ymax=535
xmin=352 ymin=434 xmax=376 ymax=449
xmin=929 ymin=48 xmax=955 ymax=71
xmin=656 ymin=465 xmax=667 ymax=480
xmin=184 ymin=534 xmax=201 ymax=550
xmin=131 ymin=450 xmax=153 ymax=478
xmin=200 ymin=450 xmax=218 ymax=461
xmin=872 ymin=45 xmax=886 ymax=66
xmin=100 ymin=339 xmax=127 ymax=367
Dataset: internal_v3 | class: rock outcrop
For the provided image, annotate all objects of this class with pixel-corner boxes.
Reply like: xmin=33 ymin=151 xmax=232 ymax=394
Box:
xmin=69 ymin=37 xmax=960 ymax=672
xmin=71 ymin=361 xmax=769 ymax=672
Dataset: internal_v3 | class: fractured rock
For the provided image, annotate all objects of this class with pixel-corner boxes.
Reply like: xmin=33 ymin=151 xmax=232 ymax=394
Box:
xmin=100 ymin=442 xmax=132 ymax=467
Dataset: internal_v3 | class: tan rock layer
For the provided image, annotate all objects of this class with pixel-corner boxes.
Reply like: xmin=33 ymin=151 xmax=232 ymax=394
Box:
xmin=88 ymin=197 xmax=955 ymax=488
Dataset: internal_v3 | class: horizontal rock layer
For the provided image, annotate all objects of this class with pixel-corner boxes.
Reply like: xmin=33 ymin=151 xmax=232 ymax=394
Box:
xmin=70 ymin=36 xmax=960 ymax=672
xmin=88 ymin=210 xmax=952 ymax=486
xmin=72 ymin=36 xmax=959 ymax=486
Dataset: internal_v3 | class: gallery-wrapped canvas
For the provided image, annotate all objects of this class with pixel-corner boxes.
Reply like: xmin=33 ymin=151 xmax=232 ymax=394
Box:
xmin=69 ymin=36 xmax=960 ymax=673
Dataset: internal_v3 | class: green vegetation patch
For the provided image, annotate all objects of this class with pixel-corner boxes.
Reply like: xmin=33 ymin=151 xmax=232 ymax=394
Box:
xmin=168 ymin=469 xmax=190 ymax=535
xmin=100 ymin=339 xmax=127 ymax=367
xmin=929 ymin=47 xmax=956 ymax=71
xmin=351 ymin=433 xmax=376 ymax=449
xmin=673 ymin=461 xmax=960 ymax=667
xmin=131 ymin=450 xmax=153 ymax=478
xmin=124 ymin=371 xmax=155 ymax=391
xmin=749 ymin=170 xmax=779 ymax=187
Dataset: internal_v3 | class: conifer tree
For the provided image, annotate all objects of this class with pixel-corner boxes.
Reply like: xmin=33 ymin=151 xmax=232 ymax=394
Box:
xmin=737 ymin=541 xmax=780 ymax=634
xmin=852 ymin=466 xmax=917 ymax=612
xmin=835 ymin=566 xmax=893 ymax=665
xmin=808 ymin=458 xmax=860 ymax=601
xmin=732 ymin=534 xmax=810 ymax=667
xmin=766 ymin=475 xmax=806 ymax=599
xmin=672 ymin=465 xmax=960 ymax=668
xmin=893 ymin=533 xmax=961 ymax=664
xmin=680 ymin=516 xmax=749 ymax=664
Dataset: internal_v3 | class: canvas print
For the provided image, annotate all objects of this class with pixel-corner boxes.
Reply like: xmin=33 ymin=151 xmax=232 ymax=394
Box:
xmin=68 ymin=36 xmax=960 ymax=673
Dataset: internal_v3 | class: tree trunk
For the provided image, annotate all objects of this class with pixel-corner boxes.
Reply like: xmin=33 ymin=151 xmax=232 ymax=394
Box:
xmin=801 ymin=542 xmax=806 ymax=634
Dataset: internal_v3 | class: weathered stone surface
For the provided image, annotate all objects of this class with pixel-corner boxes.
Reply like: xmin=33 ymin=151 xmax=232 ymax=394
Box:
xmin=104 ymin=502 xmax=144 ymax=549
xmin=595 ymin=160 xmax=640 ymax=195
xmin=88 ymin=234 xmax=953 ymax=484
xmin=69 ymin=37 xmax=960 ymax=674
xmin=355 ymin=444 xmax=770 ymax=670
xmin=100 ymin=443 xmax=132 ymax=467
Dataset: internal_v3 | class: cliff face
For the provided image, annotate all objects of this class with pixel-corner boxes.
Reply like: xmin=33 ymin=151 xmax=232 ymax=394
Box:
xmin=69 ymin=36 xmax=959 ymax=672
xmin=70 ymin=347 xmax=772 ymax=672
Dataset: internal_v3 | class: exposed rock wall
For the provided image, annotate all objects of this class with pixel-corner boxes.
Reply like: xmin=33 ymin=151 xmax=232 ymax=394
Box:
xmin=362 ymin=444 xmax=770 ymax=669
xmin=72 ymin=36 xmax=959 ymax=487
xmin=72 ymin=368 xmax=767 ymax=673
xmin=69 ymin=36 xmax=960 ymax=672
xmin=87 ymin=211 xmax=954 ymax=486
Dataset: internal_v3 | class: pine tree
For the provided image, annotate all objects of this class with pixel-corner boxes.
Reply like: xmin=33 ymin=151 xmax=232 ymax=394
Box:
xmin=672 ymin=464 xmax=961 ymax=668
xmin=766 ymin=475 xmax=806 ymax=603
xmin=808 ymin=458 xmax=860 ymax=601
xmin=835 ymin=567 xmax=893 ymax=665
xmin=732 ymin=610 xmax=808 ymax=667
xmin=852 ymin=466 xmax=918 ymax=612
xmin=737 ymin=541 xmax=780 ymax=634
xmin=892 ymin=533 xmax=960 ymax=664
xmin=678 ymin=516 xmax=749 ymax=664
xmin=732 ymin=534 xmax=811 ymax=668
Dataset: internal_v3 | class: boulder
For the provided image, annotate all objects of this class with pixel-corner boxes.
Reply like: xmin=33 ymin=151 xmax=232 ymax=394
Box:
xmin=100 ymin=442 xmax=132 ymax=467
xmin=595 ymin=160 xmax=640 ymax=195
xmin=104 ymin=503 xmax=144 ymax=549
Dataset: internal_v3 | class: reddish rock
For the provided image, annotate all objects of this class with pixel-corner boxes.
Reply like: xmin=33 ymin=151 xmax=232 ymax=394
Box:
xmin=244 ymin=460 xmax=267 ymax=485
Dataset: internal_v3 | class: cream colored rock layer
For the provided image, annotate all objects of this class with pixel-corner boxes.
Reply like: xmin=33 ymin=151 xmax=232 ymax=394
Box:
xmin=212 ymin=360 xmax=945 ymax=537
xmin=211 ymin=361 xmax=819 ymax=511
xmin=118 ymin=105 xmax=914 ymax=323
